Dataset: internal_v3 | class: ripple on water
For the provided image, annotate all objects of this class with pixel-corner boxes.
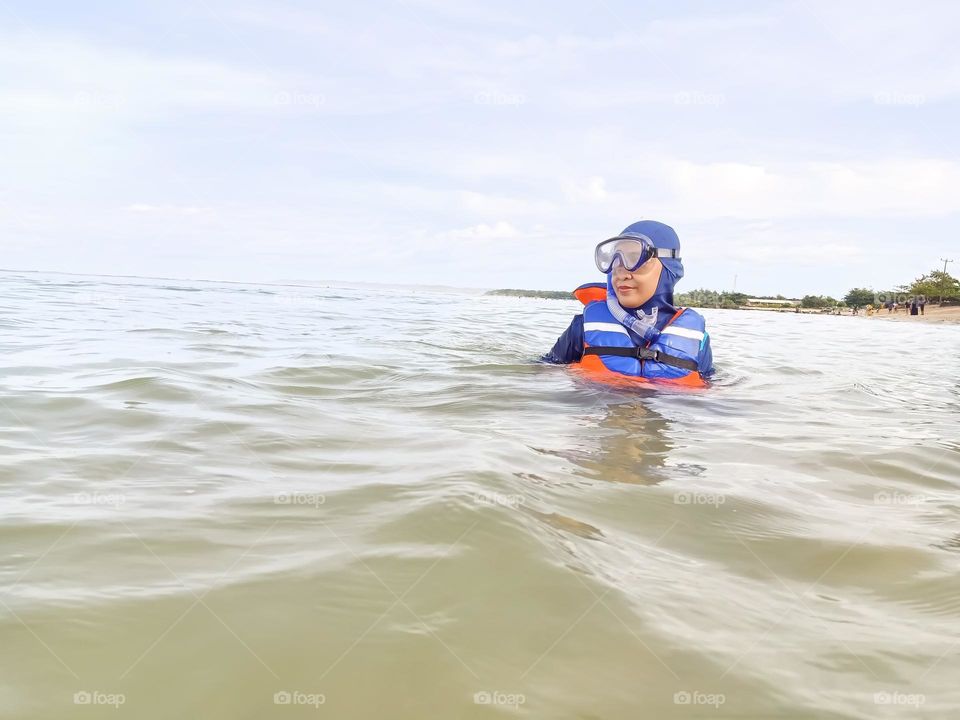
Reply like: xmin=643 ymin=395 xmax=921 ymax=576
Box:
xmin=1 ymin=275 xmax=959 ymax=720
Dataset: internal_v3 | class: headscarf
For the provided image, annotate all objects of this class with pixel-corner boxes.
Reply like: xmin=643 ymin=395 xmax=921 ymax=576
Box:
xmin=604 ymin=220 xmax=684 ymax=342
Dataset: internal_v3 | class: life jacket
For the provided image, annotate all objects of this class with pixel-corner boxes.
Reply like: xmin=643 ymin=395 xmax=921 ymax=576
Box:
xmin=571 ymin=283 xmax=708 ymax=389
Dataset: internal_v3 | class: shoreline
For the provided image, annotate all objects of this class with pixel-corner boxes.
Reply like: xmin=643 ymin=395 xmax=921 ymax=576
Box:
xmin=685 ymin=305 xmax=960 ymax=324
xmin=860 ymin=304 xmax=960 ymax=324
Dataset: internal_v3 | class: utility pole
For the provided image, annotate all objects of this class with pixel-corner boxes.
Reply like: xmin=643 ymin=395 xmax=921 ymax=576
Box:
xmin=940 ymin=257 xmax=953 ymax=304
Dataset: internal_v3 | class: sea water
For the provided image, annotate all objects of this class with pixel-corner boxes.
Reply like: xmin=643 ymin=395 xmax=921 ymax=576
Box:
xmin=1 ymin=271 xmax=959 ymax=719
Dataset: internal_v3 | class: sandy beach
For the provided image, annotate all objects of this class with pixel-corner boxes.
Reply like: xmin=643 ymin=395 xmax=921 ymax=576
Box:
xmin=865 ymin=304 xmax=960 ymax=324
xmin=734 ymin=305 xmax=960 ymax=323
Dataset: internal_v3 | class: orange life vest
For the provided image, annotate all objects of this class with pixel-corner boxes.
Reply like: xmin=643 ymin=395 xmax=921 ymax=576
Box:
xmin=570 ymin=284 xmax=708 ymax=389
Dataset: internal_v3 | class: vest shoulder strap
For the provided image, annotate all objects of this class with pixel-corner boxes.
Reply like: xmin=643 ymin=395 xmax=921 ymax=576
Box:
xmin=573 ymin=283 xmax=607 ymax=306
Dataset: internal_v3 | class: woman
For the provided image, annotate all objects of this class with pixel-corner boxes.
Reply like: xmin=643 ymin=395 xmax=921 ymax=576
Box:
xmin=542 ymin=220 xmax=714 ymax=386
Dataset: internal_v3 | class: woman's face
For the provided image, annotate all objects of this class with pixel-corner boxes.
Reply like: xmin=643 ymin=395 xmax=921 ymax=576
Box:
xmin=612 ymin=256 xmax=663 ymax=308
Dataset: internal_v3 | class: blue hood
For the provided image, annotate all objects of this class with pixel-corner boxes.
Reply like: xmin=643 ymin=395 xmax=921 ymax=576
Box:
xmin=606 ymin=220 xmax=684 ymax=334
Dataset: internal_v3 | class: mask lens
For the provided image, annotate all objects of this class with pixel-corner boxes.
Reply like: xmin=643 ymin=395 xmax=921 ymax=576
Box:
xmin=594 ymin=237 xmax=653 ymax=273
xmin=617 ymin=241 xmax=646 ymax=269
xmin=595 ymin=240 xmax=617 ymax=272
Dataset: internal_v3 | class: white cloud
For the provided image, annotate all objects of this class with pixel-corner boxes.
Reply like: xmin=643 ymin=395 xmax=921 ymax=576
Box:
xmin=579 ymin=157 xmax=960 ymax=222
xmin=1 ymin=0 xmax=958 ymax=295
xmin=0 ymin=35 xmax=288 ymax=119
xmin=215 ymin=5 xmax=331 ymax=36
xmin=127 ymin=204 xmax=213 ymax=216
xmin=434 ymin=221 xmax=522 ymax=242
xmin=561 ymin=176 xmax=608 ymax=203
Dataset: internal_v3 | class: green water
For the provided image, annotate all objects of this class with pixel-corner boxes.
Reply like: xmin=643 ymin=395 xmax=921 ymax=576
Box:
xmin=1 ymin=272 xmax=959 ymax=718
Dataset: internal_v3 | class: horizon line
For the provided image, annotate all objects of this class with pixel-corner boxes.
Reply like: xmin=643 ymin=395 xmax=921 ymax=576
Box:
xmin=0 ymin=267 xmax=496 ymax=294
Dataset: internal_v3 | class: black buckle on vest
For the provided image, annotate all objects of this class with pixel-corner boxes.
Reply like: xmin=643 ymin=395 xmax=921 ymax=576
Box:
xmin=583 ymin=345 xmax=699 ymax=372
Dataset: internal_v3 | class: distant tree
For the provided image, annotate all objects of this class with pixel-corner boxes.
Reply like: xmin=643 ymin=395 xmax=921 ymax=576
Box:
xmin=801 ymin=295 xmax=825 ymax=308
xmin=907 ymin=270 xmax=960 ymax=303
xmin=843 ymin=287 xmax=875 ymax=309
xmin=485 ymin=289 xmax=571 ymax=299
xmin=677 ymin=288 xmax=722 ymax=308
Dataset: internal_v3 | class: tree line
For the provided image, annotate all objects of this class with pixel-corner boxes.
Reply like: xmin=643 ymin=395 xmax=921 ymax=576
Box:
xmin=676 ymin=267 xmax=959 ymax=310
xmin=671 ymin=290 xmax=843 ymax=308
xmin=842 ymin=268 xmax=960 ymax=310
xmin=487 ymin=267 xmax=960 ymax=308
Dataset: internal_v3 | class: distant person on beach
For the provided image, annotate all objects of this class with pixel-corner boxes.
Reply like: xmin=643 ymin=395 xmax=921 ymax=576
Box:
xmin=910 ymin=298 xmax=919 ymax=316
xmin=919 ymin=296 xmax=926 ymax=315
xmin=541 ymin=220 xmax=714 ymax=385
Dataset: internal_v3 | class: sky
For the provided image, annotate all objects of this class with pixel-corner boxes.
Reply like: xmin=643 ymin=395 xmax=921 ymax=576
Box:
xmin=1 ymin=0 xmax=958 ymax=297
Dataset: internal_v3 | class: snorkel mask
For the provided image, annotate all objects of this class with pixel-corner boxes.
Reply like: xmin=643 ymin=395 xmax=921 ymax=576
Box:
xmin=599 ymin=222 xmax=685 ymax=342
xmin=594 ymin=234 xmax=679 ymax=274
